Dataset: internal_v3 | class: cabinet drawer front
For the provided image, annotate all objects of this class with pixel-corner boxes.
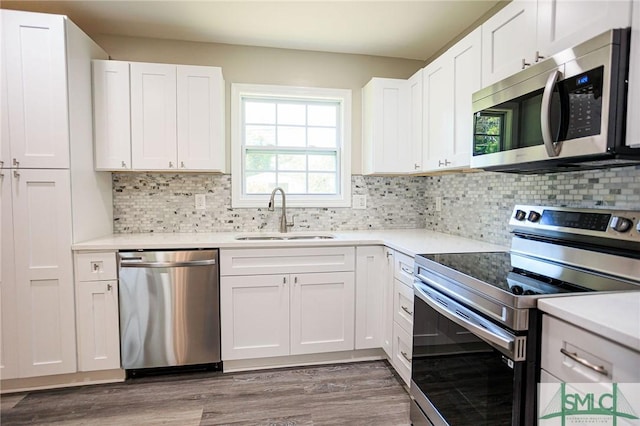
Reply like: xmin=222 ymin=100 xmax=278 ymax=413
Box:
xmin=392 ymin=321 xmax=412 ymax=386
xmin=75 ymin=251 xmax=117 ymax=281
xmin=394 ymin=278 xmax=414 ymax=333
xmin=393 ymin=251 xmax=414 ymax=287
xmin=220 ymin=247 xmax=355 ymax=276
xmin=542 ymin=315 xmax=640 ymax=384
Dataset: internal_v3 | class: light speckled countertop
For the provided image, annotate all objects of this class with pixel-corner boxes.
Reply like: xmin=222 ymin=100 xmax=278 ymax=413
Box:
xmin=72 ymin=229 xmax=507 ymax=256
xmin=538 ymin=292 xmax=640 ymax=352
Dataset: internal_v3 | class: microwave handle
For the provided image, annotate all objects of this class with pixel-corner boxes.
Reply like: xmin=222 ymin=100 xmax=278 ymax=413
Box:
xmin=541 ymin=69 xmax=563 ymax=157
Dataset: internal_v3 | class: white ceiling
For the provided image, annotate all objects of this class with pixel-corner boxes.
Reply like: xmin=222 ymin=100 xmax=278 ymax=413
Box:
xmin=2 ymin=1 xmax=503 ymax=61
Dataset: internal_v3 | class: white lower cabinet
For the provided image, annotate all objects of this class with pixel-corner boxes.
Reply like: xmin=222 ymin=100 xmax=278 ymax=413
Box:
xmin=392 ymin=322 xmax=413 ymax=386
xmin=74 ymin=251 xmax=120 ymax=372
xmin=355 ymin=246 xmax=386 ymax=350
xmin=220 ymin=247 xmax=356 ymax=361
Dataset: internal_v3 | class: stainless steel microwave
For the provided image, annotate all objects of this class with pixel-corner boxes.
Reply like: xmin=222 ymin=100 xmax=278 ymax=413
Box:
xmin=471 ymin=29 xmax=638 ymax=173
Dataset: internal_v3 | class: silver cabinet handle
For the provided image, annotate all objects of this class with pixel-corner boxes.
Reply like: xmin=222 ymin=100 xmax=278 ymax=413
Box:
xmin=400 ymin=351 xmax=412 ymax=362
xmin=541 ymin=69 xmax=563 ymax=157
xmin=107 ymin=283 xmax=113 ymax=291
xmin=522 ymin=58 xmax=531 ymax=69
xmin=535 ymin=51 xmax=545 ymax=63
xmin=120 ymin=259 xmax=216 ymax=268
xmin=401 ymin=265 xmax=413 ymax=275
xmin=386 ymin=251 xmax=393 ymax=258
xmin=180 ymin=161 xmax=185 ymax=168
xmin=401 ymin=306 xmax=413 ymax=316
xmin=12 ymin=158 xmax=19 ymax=167
xmin=169 ymin=161 xmax=174 ymax=168
xmin=414 ymin=163 xmax=420 ymax=170
xmin=121 ymin=160 xmax=127 ymax=168
xmin=0 ymin=160 xmax=4 ymax=167
xmin=560 ymin=348 xmax=608 ymax=376
xmin=13 ymin=170 xmax=20 ymax=178
xmin=438 ymin=159 xmax=452 ymax=167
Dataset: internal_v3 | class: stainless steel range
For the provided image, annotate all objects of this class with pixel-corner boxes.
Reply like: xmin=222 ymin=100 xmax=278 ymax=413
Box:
xmin=410 ymin=205 xmax=640 ymax=426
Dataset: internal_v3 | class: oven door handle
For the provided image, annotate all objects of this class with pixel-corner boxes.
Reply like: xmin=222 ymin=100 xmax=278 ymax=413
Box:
xmin=414 ymin=282 xmax=516 ymax=355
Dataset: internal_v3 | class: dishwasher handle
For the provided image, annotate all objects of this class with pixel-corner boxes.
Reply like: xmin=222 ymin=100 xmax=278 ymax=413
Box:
xmin=120 ymin=259 xmax=217 ymax=268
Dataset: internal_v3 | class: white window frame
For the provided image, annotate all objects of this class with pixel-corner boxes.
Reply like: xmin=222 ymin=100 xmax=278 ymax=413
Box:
xmin=231 ymin=83 xmax=352 ymax=208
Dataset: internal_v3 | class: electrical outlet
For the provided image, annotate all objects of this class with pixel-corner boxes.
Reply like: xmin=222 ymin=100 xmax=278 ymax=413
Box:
xmin=352 ymin=195 xmax=367 ymax=210
xmin=195 ymin=194 xmax=206 ymax=210
xmin=435 ymin=196 xmax=442 ymax=212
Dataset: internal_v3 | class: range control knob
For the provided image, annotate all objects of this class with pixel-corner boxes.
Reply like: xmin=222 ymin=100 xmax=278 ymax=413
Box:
xmin=610 ymin=216 xmax=633 ymax=233
xmin=514 ymin=209 xmax=527 ymax=221
xmin=527 ymin=211 xmax=541 ymax=223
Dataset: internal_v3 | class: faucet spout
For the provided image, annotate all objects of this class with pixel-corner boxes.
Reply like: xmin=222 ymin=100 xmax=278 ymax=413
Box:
xmin=268 ymin=187 xmax=293 ymax=233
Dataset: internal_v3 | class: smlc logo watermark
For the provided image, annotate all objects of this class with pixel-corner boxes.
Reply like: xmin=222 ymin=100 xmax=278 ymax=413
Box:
xmin=539 ymin=383 xmax=640 ymax=425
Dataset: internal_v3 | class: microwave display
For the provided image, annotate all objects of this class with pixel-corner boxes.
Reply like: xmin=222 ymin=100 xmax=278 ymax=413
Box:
xmin=473 ymin=67 xmax=604 ymax=157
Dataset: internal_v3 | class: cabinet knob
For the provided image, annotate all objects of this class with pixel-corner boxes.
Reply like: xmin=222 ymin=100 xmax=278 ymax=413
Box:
xmin=534 ymin=51 xmax=545 ymax=63
xmin=521 ymin=59 xmax=531 ymax=69
xmin=169 ymin=161 xmax=174 ymax=168
xmin=121 ymin=160 xmax=127 ymax=168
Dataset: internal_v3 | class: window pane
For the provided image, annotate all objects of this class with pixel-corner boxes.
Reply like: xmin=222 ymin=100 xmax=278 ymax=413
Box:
xmin=308 ymin=104 xmax=337 ymax=126
xmin=278 ymin=126 xmax=306 ymax=147
xmin=278 ymin=154 xmax=306 ymax=171
xmin=308 ymin=154 xmax=336 ymax=171
xmin=475 ymin=115 xmax=502 ymax=135
xmin=245 ymin=102 xmax=276 ymax=124
xmin=246 ymin=152 xmax=276 ymax=171
xmin=278 ymin=103 xmax=306 ymax=125
xmin=308 ymin=173 xmax=336 ymax=194
xmin=279 ymin=172 xmax=306 ymax=193
xmin=308 ymin=127 xmax=337 ymax=148
xmin=474 ymin=135 xmax=501 ymax=155
xmin=246 ymin=172 xmax=276 ymax=194
xmin=246 ymin=125 xmax=276 ymax=146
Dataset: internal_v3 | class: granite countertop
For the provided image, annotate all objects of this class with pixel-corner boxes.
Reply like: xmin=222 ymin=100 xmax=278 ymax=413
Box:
xmin=538 ymin=292 xmax=640 ymax=352
xmin=72 ymin=228 xmax=508 ymax=257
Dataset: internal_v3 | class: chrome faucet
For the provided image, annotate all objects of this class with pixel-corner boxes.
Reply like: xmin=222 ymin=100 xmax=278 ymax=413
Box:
xmin=268 ymin=187 xmax=294 ymax=233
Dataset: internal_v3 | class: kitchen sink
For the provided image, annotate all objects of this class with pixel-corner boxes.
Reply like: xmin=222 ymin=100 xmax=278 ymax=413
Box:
xmin=235 ymin=233 xmax=335 ymax=241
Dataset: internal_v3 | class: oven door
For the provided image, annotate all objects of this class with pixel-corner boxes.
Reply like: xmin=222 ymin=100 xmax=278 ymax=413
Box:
xmin=411 ymin=280 xmax=527 ymax=426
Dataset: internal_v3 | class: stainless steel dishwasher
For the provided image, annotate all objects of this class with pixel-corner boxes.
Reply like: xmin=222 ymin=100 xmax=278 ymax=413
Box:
xmin=118 ymin=250 xmax=220 ymax=371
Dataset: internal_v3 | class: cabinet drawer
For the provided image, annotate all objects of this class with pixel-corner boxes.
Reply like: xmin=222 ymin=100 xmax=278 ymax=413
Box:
xmin=75 ymin=251 xmax=117 ymax=281
xmin=394 ymin=278 xmax=414 ymax=334
xmin=392 ymin=321 xmax=412 ymax=386
xmin=393 ymin=251 xmax=414 ymax=287
xmin=220 ymin=247 xmax=355 ymax=276
xmin=542 ymin=315 xmax=640 ymax=384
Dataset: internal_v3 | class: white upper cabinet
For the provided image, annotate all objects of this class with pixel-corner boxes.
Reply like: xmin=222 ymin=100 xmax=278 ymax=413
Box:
xmin=627 ymin=0 xmax=640 ymax=147
xmin=482 ymin=0 xmax=632 ymax=87
xmin=408 ymin=69 xmax=423 ymax=172
xmin=422 ymin=27 xmax=481 ymax=172
xmin=94 ymin=60 xmax=225 ymax=172
xmin=422 ymin=55 xmax=454 ymax=171
xmin=481 ymin=0 xmax=537 ymax=87
xmin=537 ymin=0 xmax=632 ymax=59
xmin=131 ymin=62 xmax=178 ymax=170
xmin=2 ymin=10 xmax=70 ymax=169
xmin=92 ymin=60 xmax=131 ymax=170
xmin=362 ymin=78 xmax=411 ymax=174
xmin=177 ymin=65 xmax=225 ymax=171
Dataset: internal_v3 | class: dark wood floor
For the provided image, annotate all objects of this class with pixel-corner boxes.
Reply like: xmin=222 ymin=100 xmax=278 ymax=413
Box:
xmin=1 ymin=360 xmax=410 ymax=425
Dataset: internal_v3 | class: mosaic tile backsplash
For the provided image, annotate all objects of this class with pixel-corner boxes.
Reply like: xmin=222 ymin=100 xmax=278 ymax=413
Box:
xmin=112 ymin=165 xmax=640 ymax=247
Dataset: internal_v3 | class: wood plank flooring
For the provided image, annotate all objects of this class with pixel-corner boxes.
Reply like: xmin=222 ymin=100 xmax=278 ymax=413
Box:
xmin=1 ymin=360 xmax=410 ymax=425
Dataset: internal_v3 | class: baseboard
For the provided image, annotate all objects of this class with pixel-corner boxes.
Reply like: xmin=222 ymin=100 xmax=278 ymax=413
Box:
xmin=222 ymin=348 xmax=386 ymax=372
xmin=1 ymin=369 xmax=125 ymax=394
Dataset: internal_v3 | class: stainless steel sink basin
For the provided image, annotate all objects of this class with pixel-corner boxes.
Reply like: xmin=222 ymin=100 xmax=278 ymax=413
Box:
xmin=235 ymin=234 xmax=335 ymax=241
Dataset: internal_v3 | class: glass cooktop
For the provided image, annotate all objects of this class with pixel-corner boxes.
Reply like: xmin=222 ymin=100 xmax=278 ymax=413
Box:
xmin=418 ymin=252 xmax=590 ymax=296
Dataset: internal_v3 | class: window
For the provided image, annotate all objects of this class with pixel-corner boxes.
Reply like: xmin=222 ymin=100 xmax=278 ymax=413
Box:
xmin=232 ymin=84 xmax=351 ymax=208
xmin=473 ymin=109 xmax=512 ymax=155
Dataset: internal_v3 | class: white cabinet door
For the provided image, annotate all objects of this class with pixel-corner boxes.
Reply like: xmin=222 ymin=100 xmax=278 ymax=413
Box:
xmin=408 ymin=69 xmax=423 ymax=172
xmin=130 ymin=62 xmax=177 ymax=170
xmin=220 ymin=274 xmax=290 ymax=360
xmin=2 ymin=10 xmax=70 ymax=169
xmin=12 ymin=169 xmax=76 ymax=377
xmin=92 ymin=60 xmax=132 ymax=171
xmin=392 ymin=321 xmax=412 ymax=386
xmin=450 ymin=28 xmax=481 ymax=170
xmin=290 ymin=272 xmax=355 ymax=355
xmin=481 ymin=0 xmax=537 ymax=87
xmin=537 ymin=0 xmax=632 ymax=59
xmin=1 ymin=40 xmax=9 ymax=169
xmin=627 ymin=0 xmax=640 ymax=148
xmin=76 ymin=280 xmax=120 ymax=371
xmin=0 ymin=170 xmax=18 ymax=380
xmin=422 ymin=55 xmax=454 ymax=171
xmin=177 ymin=65 xmax=225 ymax=171
xmin=355 ymin=246 xmax=384 ymax=350
xmin=381 ymin=248 xmax=394 ymax=358
xmin=362 ymin=78 xmax=410 ymax=174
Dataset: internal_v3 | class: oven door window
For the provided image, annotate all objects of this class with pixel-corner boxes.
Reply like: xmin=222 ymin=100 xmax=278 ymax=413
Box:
xmin=411 ymin=295 xmax=518 ymax=425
